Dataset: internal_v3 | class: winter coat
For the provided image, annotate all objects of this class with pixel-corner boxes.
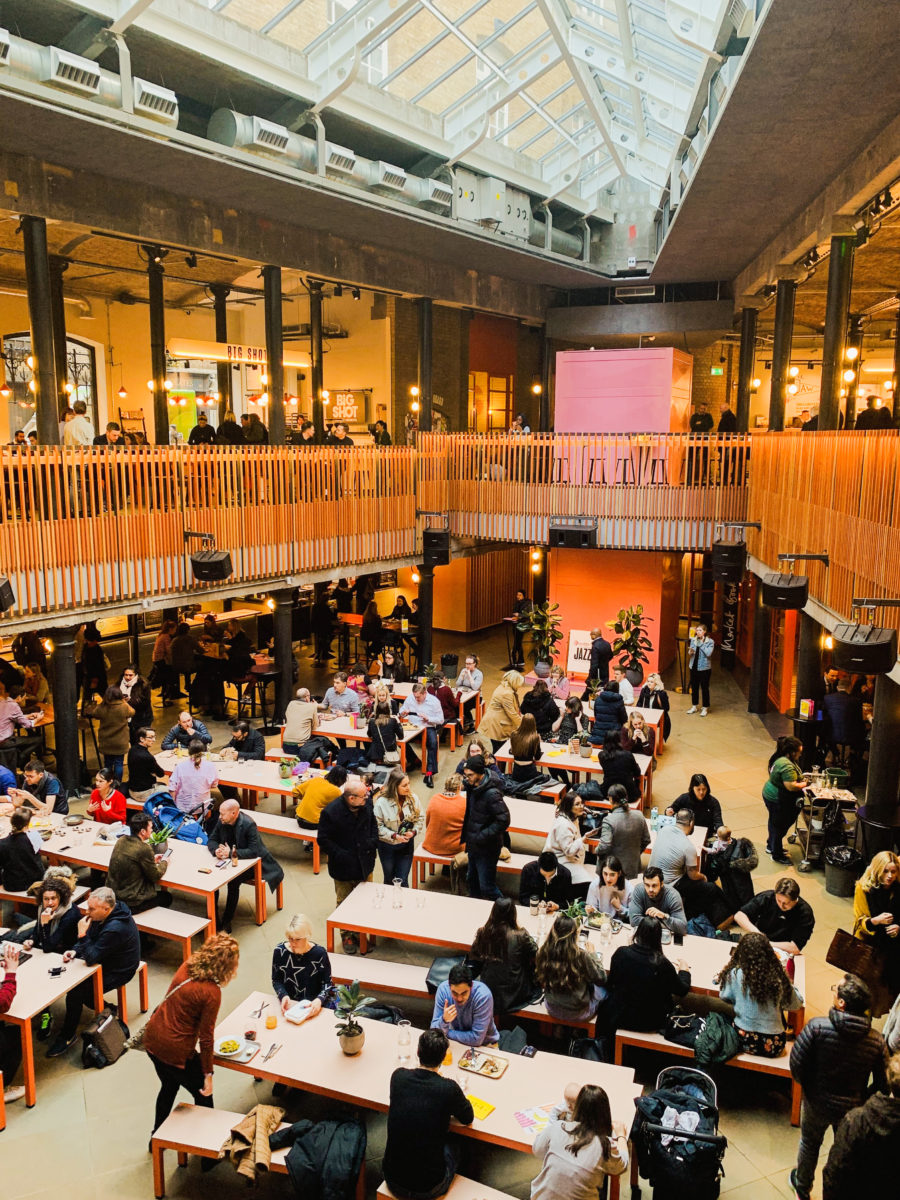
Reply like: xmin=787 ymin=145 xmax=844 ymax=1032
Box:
xmin=470 ymin=929 xmax=540 ymax=1014
xmin=85 ymin=697 xmax=134 ymax=756
xmin=705 ymin=836 xmax=757 ymax=910
xmin=74 ymin=900 xmax=141 ymax=990
xmin=598 ymin=748 xmax=641 ymax=802
xmin=220 ymin=1104 xmax=284 ymax=1181
xmin=478 ymin=681 xmax=522 ymax=743
xmin=207 ymin=813 xmax=284 ymax=891
xmin=317 ymin=795 xmax=378 ymax=882
xmin=461 ymin=774 xmax=510 ymax=857
xmin=270 ymin=1117 xmax=367 ymax=1200
xmin=0 ymin=830 xmax=43 ymax=892
xmin=636 ymin=684 xmax=671 ymax=739
xmin=27 ymin=901 xmax=80 ymax=954
xmin=520 ymin=690 xmax=559 ymax=738
xmin=822 ymin=1091 xmax=900 ymax=1200
xmin=591 ymin=689 xmax=627 ymax=740
xmin=107 ymin=834 xmax=168 ymax=912
xmin=790 ymin=1007 xmax=886 ymax=1115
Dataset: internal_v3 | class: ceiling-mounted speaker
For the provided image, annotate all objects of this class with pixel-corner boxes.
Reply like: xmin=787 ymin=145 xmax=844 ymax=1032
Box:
xmin=762 ymin=573 xmax=809 ymax=609
xmin=0 ymin=575 xmax=15 ymax=612
xmin=548 ymin=517 xmax=599 ymax=549
xmin=190 ymin=550 xmax=233 ymax=581
xmin=422 ymin=530 xmax=450 ymax=567
xmin=832 ymin=623 xmax=898 ymax=674
xmin=711 ymin=540 xmax=746 ymax=584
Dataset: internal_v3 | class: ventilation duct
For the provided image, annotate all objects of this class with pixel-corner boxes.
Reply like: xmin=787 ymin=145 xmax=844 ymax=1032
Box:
xmin=0 ymin=28 xmax=10 ymax=67
xmin=133 ymin=78 xmax=178 ymax=126
xmin=40 ymin=46 xmax=101 ymax=96
xmin=324 ymin=143 xmax=356 ymax=176
xmin=373 ymin=161 xmax=407 ymax=193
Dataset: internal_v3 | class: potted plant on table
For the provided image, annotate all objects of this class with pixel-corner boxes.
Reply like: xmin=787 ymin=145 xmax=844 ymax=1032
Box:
xmin=334 ymin=980 xmax=375 ymax=1056
xmin=578 ymin=729 xmax=593 ymax=759
xmin=148 ymin=821 xmax=175 ymax=855
xmin=606 ymin=604 xmax=655 ymax=686
xmin=528 ymin=602 xmax=563 ymax=679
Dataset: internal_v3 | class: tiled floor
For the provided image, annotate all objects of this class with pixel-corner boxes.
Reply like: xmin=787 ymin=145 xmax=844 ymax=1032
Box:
xmin=2 ymin=626 xmax=863 ymax=1199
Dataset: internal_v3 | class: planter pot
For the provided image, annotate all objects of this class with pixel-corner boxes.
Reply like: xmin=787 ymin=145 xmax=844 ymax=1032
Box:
xmin=579 ymin=743 xmax=593 ymax=759
xmin=338 ymin=1029 xmax=365 ymax=1056
xmin=278 ymin=759 xmax=296 ymax=779
xmin=151 ymin=839 xmax=168 ymax=854
xmin=624 ymin=664 xmax=644 ymax=687
xmin=533 ymin=660 xmax=551 ymax=679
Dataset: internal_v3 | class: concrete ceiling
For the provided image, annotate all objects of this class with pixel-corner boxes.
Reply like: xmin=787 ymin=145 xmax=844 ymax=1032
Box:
xmin=651 ymin=0 xmax=900 ymax=287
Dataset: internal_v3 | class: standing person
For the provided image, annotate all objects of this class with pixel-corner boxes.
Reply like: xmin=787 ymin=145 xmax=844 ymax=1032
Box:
xmin=544 ymin=791 xmax=593 ymax=899
xmin=117 ymin=664 xmax=153 ymax=743
xmin=326 ymin=421 xmax=354 ymax=447
xmin=187 ymin=412 xmax=217 ymax=445
xmin=686 ymin=623 xmax=715 ymax=716
xmin=127 ymin=727 xmax=168 ymax=802
xmin=852 ymin=850 xmax=900 ymax=1005
xmin=509 ymin=590 xmax=533 ymax=669
xmin=381 ymin=1029 xmax=474 ymax=1200
xmin=595 ymin=784 xmax=649 ymax=879
xmin=371 ymin=419 xmax=392 ymax=446
xmin=207 ymin=800 xmax=284 ymax=933
xmin=240 ymin=411 xmax=268 ymax=443
xmin=822 ymin=1052 xmax=900 ymax=1199
xmin=587 ymin=628 xmax=613 ymax=689
xmin=373 ymin=768 xmax=424 ymax=887
xmin=79 ymin=626 xmax=108 ymax=708
xmin=789 ymin=974 xmax=886 ymax=1200
xmin=317 ymin=780 xmax=378 ymax=956
xmin=530 ymin=1084 xmax=628 ymax=1200
xmin=762 ymin=736 xmax=808 ymax=864
xmin=216 ymin=410 xmax=243 ymax=445
xmin=854 ymin=394 xmax=894 ymax=430
xmin=535 ymin=914 xmax=606 ymax=1021
xmin=717 ymin=400 xmax=737 ymax=433
xmin=168 ymin=738 xmax=219 ymax=819
xmin=478 ymin=670 xmax=524 ymax=753
xmin=271 ymin=913 xmax=332 ymax=1015
xmin=460 ymin=756 xmax=510 ymax=902
xmin=636 ymin=672 xmax=671 ymax=740
xmin=310 ymin=590 xmax=337 ymax=667
xmin=63 ymin=399 xmax=94 ymax=446
xmin=717 ymin=932 xmax=804 ymax=1057
xmin=106 ymin=811 xmax=171 ymax=913
xmin=168 ymin=623 xmax=196 ymax=700
xmin=93 ymin=421 xmax=123 ymax=448
xmin=85 ymin=685 xmax=133 ymax=780
xmin=429 ymin=962 xmax=499 ymax=1047
xmin=151 ymin=619 xmax=179 ymax=705
xmin=399 ymin=682 xmax=443 ymax=788
xmin=470 ymin=897 xmax=540 ymax=1014
xmin=85 ymin=768 xmax=128 ymax=825
xmin=143 ymin=933 xmax=239 ymax=1135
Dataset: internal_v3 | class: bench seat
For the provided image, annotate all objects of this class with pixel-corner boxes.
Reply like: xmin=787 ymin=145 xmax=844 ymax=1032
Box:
xmin=133 ymin=908 xmax=212 ymax=959
xmin=412 ymin=848 xmax=532 ymax=887
xmin=613 ymin=1027 xmax=800 ymax=1125
xmin=248 ymin=810 xmax=320 ymax=874
xmin=379 ymin=1176 xmax=515 ymax=1200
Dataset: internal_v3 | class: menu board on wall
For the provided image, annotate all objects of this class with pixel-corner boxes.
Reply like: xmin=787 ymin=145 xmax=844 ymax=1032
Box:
xmin=330 ymin=389 xmax=372 ymax=427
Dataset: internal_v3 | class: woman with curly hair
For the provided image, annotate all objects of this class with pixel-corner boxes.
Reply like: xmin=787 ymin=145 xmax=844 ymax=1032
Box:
xmin=470 ymin=897 xmax=540 ymax=1014
xmin=535 ymin=914 xmax=606 ymax=1021
xmin=20 ymin=875 xmax=80 ymax=955
xmin=717 ymin=931 xmax=803 ymax=1057
xmin=853 ymin=850 xmax=900 ymax=1003
xmin=143 ymin=932 xmax=240 ymax=1135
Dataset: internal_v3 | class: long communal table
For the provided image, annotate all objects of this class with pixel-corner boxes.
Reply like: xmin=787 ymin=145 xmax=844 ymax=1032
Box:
xmin=493 ymin=740 xmax=654 ymax=805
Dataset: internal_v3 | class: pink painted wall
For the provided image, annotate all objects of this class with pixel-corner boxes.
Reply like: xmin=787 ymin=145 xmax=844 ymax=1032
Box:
xmin=549 ymin=548 xmax=682 ymax=675
xmin=554 ymin=347 xmax=693 ymax=433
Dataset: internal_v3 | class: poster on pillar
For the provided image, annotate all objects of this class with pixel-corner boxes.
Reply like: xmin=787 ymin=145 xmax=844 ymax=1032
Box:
xmin=720 ymin=581 xmax=739 ymax=670
xmin=567 ymin=630 xmax=593 ymax=678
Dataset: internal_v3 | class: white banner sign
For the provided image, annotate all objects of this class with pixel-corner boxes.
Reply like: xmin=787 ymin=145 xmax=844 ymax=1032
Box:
xmin=567 ymin=629 xmax=593 ymax=677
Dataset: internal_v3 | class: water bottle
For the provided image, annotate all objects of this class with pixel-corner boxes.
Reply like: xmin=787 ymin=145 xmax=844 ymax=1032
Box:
xmin=650 ymin=807 xmax=659 ymax=831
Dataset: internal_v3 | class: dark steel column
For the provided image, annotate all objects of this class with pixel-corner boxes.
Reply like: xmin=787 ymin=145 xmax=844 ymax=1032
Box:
xmin=210 ymin=284 xmax=232 ymax=423
xmin=22 ymin=216 xmax=61 ymax=445
xmin=417 ymin=565 xmax=434 ymax=668
xmin=49 ymin=256 xmax=70 ymax=417
xmin=272 ymin=587 xmax=295 ymax=725
xmin=819 ymin=234 xmax=856 ymax=430
xmin=309 ymin=281 xmax=325 ymax=440
xmin=795 ymin=613 xmax=824 ymax=769
xmin=861 ymin=674 xmax=900 ymax=856
xmin=735 ymin=305 xmax=758 ymax=433
xmin=531 ymin=555 xmax=548 ymax=607
xmin=127 ymin=614 xmax=141 ymax=673
xmin=48 ymin=626 xmax=79 ymax=792
xmin=539 ymin=337 xmax=552 ymax=432
xmin=747 ymin=580 xmax=770 ymax=714
xmin=263 ymin=265 xmax=285 ymax=445
xmin=144 ymin=245 xmax=168 ymax=444
xmin=768 ymin=277 xmax=797 ymax=432
xmin=417 ymin=297 xmax=433 ymax=434
xmin=892 ymin=298 xmax=900 ymax=426
xmin=845 ymin=314 xmax=863 ymax=428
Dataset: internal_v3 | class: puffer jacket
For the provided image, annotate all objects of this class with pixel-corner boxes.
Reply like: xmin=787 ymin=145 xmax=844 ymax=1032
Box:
xmin=461 ymin=775 xmax=510 ymax=856
xmin=591 ymin=688 xmax=627 ymax=740
xmin=790 ymin=1007 xmax=886 ymax=1114
xmin=823 ymin=1091 xmax=900 ymax=1199
xmin=73 ymin=900 xmax=141 ymax=990
xmin=270 ymin=1116 xmax=367 ymax=1200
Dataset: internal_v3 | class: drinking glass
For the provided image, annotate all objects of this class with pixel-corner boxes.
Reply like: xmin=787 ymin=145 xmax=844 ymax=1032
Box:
xmin=392 ymin=878 xmax=404 ymax=908
xmin=456 ymin=1069 xmax=469 ymax=1094
xmin=415 ymin=889 xmax=426 ymax=909
xmin=397 ymin=1019 xmax=412 ymax=1065
xmin=373 ymin=883 xmax=384 ymax=909
xmin=529 ymin=895 xmax=539 ymax=916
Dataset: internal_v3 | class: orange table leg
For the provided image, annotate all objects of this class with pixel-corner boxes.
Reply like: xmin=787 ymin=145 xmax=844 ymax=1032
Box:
xmin=140 ymin=962 xmax=150 ymax=1012
xmin=254 ymin=861 xmax=266 ymax=924
xmin=327 ymin=920 xmax=336 ymax=952
xmin=19 ymin=1021 xmax=36 ymax=1108
xmin=276 ymin=880 xmax=284 ymax=911
xmin=152 ymin=1143 xmax=166 ymax=1197
xmin=92 ymin=965 xmax=104 ymax=1014
xmin=312 ymin=843 xmax=321 ymax=875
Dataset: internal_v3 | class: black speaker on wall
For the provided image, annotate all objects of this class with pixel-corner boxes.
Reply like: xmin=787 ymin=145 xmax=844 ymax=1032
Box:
xmin=189 ymin=550 xmax=234 ymax=582
xmin=762 ymin=573 xmax=809 ymax=609
xmin=832 ymin=623 xmax=898 ymax=674
xmin=711 ymin=540 xmax=746 ymax=584
xmin=548 ymin=518 xmax=599 ymax=549
xmin=423 ymin=530 xmax=451 ymax=567
xmin=0 ymin=575 xmax=15 ymax=612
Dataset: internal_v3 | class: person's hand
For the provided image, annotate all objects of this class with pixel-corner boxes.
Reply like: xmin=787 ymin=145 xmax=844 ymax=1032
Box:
xmin=281 ymin=995 xmax=292 ymax=1013
xmin=3 ymin=943 xmax=20 ymax=972
xmin=611 ymin=894 xmax=622 ymax=911
xmin=77 ymin=915 xmax=91 ymax=938
xmin=443 ymin=1001 xmax=458 ymax=1024
xmin=22 ymin=939 xmax=34 ymax=952
xmin=62 ymin=950 xmax=76 ymax=963
xmin=308 ymin=998 xmax=322 ymax=1017
xmin=546 ymin=901 xmax=559 ymax=913
xmin=612 ymin=1120 xmax=628 ymax=1141
xmin=872 ymin=911 xmax=894 ymax=925
xmin=199 ymin=1073 xmax=214 ymax=1097
xmin=40 ymin=907 xmax=54 ymax=925
xmin=887 ymin=925 xmax=900 ymax=938
xmin=646 ymin=907 xmax=667 ymax=920
xmin=676 ymin=958 xmax=690 ymax=973
xmin=214 ymin=845 xmax=228 ymax=860
xmin=101 ymin=798 xmax=112 ymax=812
xmin=585 ymin=904 xmax=596 ymax=915
xmin=563 ymin=1081 xmax=580 ymax=1116
xmin=154 ymin=853 xmax=165 ymax=863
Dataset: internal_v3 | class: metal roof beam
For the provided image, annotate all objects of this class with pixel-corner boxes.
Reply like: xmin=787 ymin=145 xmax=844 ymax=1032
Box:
xmin=305 ymin=0 xmax=420 ymax=82
xmin=444 ymin=39 xmax=562 ymax=141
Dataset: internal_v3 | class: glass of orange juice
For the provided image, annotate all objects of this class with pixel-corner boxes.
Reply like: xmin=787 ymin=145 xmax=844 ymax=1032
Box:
xmin=265 ymin=1014 xmax=278 ymax=1030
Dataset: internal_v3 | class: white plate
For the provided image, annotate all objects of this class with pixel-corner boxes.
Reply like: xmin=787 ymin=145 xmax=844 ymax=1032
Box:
xmin=214 ymin=1036 xmax=247 ymax=1058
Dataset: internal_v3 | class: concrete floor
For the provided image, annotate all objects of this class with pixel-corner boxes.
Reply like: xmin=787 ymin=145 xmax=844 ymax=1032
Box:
xmin=2 ymin=623 xmax=861 ymax=1200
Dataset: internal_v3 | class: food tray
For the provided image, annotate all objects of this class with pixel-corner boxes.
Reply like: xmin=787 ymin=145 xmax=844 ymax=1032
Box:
xmin=458 ymin=1049 xmax=508 ymax=1079
xmin=586 ymin=914 xmax=607 ymax=929
xmin=215 ymin=1037 xmax=260 ymax=1063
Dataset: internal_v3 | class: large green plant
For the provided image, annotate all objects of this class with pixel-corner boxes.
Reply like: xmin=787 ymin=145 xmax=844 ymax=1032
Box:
xmin=333 ymin=980 xmax=375 ymax=1038
xmin=529 ymin=601 xmax=564 ymax=664
xmin=606 ymin=604 xmax=655 ymax=672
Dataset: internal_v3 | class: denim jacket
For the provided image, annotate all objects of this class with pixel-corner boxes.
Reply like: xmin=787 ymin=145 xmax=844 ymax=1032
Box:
xmin=689 ymin=635 xmax=715 ymax=671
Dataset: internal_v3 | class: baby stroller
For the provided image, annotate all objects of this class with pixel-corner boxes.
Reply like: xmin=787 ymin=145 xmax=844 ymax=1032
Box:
xmin=629 ymin=1066 xmax=726 ymax=1199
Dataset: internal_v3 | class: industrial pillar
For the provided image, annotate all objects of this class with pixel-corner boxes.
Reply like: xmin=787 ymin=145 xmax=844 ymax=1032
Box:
xmin=538 ymin=336 xmax=552 ymax=432
xmin=417 ymin=565 xmax=434 ymax=669
xmin=144 ymin=245 xmax=169 ymax=444
xmin=263 ymin=265 xmax=285 ymax=445
xmin=794 ymin=613 xmax=824 ymax=769
xmin=768 ymin=275 xmax=798 ymax=432
xmin=48 ymin=626 xmax=80 ymax=793
xmin=22 ymin=216 xmax=61 ymax=445
xmin=271 ymin=587 xmax=295 ymax=726
xmin=49 ymin=256 xmax=70 ymax=417
xmin=861 ymin=675 xmax=900 ymax=857
xmin=309 ymin=281 xmax=325 ymax=440
xmin=417 ymin=297 xmax=433 ymax=434
xmin=127 ymin=614 xmax=141 ymax=674
xmin=747 ymin=581 xmax=770 ymax=714
xmin=893 ymin=299 xmax=900 ymax=427
xmin=845 ymin=314 xmax=863 ymax=428
xmin=210 ymin=284 xmax=232 ymax=423
xmin=735 ymin=304 xmax=759 ymax=433
xmin=818 ymin=231 xmax=856 ymax=430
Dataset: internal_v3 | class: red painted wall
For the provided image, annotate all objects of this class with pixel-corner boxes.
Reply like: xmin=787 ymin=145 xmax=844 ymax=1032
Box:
xmin=549 ymin=548 xmax=682 ymax=675
xmin=469 ymin=313 xmax=517 ymax=375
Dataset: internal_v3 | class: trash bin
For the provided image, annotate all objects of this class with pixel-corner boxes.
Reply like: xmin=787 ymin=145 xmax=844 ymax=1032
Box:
xmin=825 ymin=767 xmax=850 ymax=789
xmin=440 ymin=653 xmax=459 ymax=677
xmin=824 ymin=844 xmax=863 ymax=898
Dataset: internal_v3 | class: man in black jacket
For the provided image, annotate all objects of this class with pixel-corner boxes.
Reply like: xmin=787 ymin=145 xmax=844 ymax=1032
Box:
xmin=823 ymin=1051 xmax=900 ymax=1199
xmin=586 ymin=627 xmax=613 ymax=688
xmin=317 ymin=780 xmax=378 ymax=955
xmin=218 ymin=720 xmax=266 ymax=801
xmin=207 ymin=799 xmax=284 ymax=932
xmin=48 ymin=886 xmax=141 ymax=1057
xmin=789 ymin=973 xmax=886 ymax=1200
xmin=461 ymin=756 xmax=509 ymax=901
xmin=519 ymin=851 xmax=572 ymax=911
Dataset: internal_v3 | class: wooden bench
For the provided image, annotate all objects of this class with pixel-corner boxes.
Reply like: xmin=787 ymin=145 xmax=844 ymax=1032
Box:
xmin=133 ymin=908 xmax=213 ymax=959
xmin=378 ymin=1176 xmax=514 ymax=1200
xmin=116 ymin=960 xmax=150 ymax=1026
xmin=152 ymin=1102 xmax=365 ymax=1199
xmin=614 ymin=1027 xmax=800 ymax=1125
xmin=247 ymin=809 xmax=321 ymax=874
xmin=412 ymin=848 xmax=532 ymax=887
xmin=329 ymin=953 xmax=593 ymax=1032
xmin=0 ymin=883 xmax=89 ymax=911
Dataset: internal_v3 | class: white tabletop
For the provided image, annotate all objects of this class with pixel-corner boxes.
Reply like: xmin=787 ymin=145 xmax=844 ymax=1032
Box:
xmin=158 ymin=750 xmax=295 ymax=797
xmin=494 ymin=739 xmax=652 ymax=778
xmin=0 ymin=937 xmax=101 ymax=1021
xmin=215 ymin=989 xmax=641 ymax=1149
xmin=316 ymin=713 xmax=425 ymax=743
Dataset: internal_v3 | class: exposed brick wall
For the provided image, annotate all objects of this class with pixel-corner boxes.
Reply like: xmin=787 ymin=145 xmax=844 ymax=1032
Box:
xmin=691 ymin=340 xmax=737 ymax=415
xmin=515 ymin=326 xmax=544 ymax=429
xmin=389 ymin=298 xmax=469 ymax=433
